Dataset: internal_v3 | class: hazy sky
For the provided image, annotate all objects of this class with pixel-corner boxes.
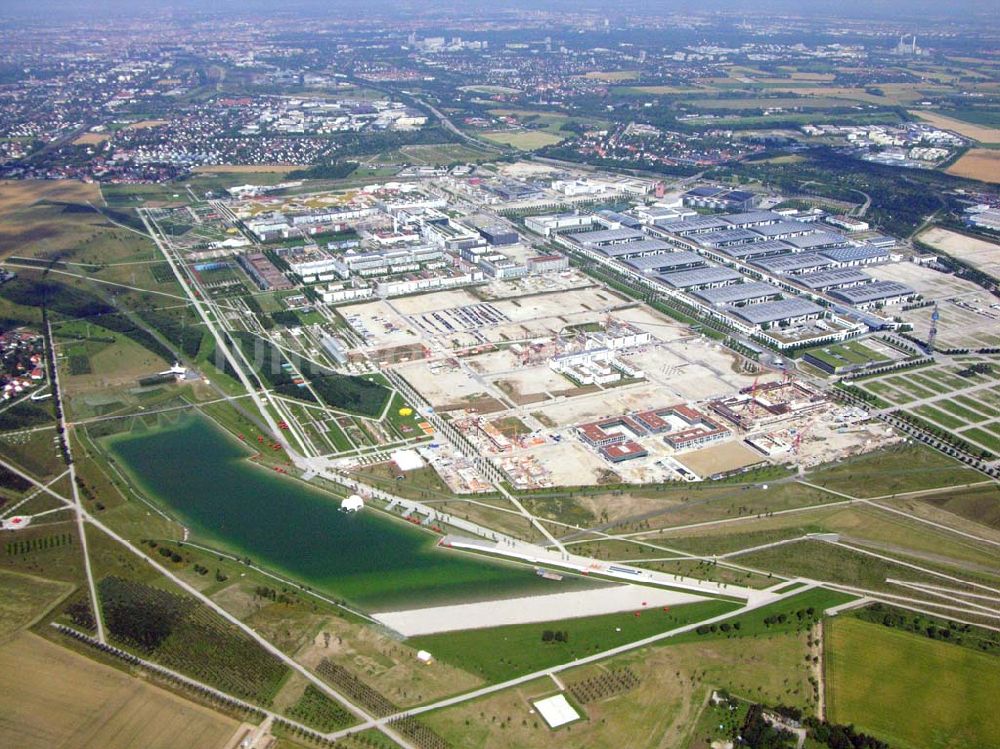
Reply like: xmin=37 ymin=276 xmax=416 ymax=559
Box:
xmin=1 ymin=0 xmax=998 ymax=20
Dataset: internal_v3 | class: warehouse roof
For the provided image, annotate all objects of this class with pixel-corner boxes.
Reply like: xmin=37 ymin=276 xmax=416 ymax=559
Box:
xmin=624 ymin=251 xmax=704 ymax=273
xmin=659 ymin=216 xmax=731 ymax=235
xmin=568 ymin=228 xmax=645 ymax=245
xmin=719 ymin=210 xmax=785 ymax=227
xmin=830 ymin=280 xmax=915 ymax=304
xmin=656 ymin=266 xmax=743 ymax=289
xmin=752 ymin=253 xmax=833 ymax=274
xmin=750 ymin=221 xmax=817 ymax=239
xmin=783 ymin=231 xmax=851 ymax=250
xmin=794 ymin=268 xmax=873 ymax=290
xmin=727 ymin=298 xmax=825 ymax=325
xmin=714 ymin=239 xmax=794 ymax=260
xmin=599 ymin=238 xmax=673 ymax=258
xmin=697 ymin=228 xmax=762 ymax=247
xmin=693 ymin=281 xmax=783 ymax=305
xmin=818 ymin=244 xmax=890 ymax=263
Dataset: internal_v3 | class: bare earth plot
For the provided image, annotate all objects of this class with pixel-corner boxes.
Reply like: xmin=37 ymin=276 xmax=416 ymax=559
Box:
xmin=918 ymin=227 xmax=1000 ymax=278
xmin=0 ymin=632 xmax=239 ymax=749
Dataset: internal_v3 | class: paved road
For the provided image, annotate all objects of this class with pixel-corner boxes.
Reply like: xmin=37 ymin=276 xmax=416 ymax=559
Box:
xmin=44 ymin=317 xmax=106 ymax=643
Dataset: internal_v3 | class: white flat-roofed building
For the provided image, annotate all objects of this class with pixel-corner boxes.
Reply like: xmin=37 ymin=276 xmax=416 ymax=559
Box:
xmin=825 ymin=215 xmax=870 ymax=232
xmin=524 ymin=213 xmax=595 ymax=237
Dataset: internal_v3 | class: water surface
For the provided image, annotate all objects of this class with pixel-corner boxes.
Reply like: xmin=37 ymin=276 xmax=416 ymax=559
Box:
xmin=104 ymin=415 xmax=585 ymax=611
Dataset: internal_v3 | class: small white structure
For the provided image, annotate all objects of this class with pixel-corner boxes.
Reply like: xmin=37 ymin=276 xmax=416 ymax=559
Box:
xmin=340 ymin=495 xmax=364 ymax=512
xmin=1 ymin=515 xmax=31 ymax=531
xmin=533 ymin=694 xmax=579 ymax=728
xmin=416 ymin=650 xmax=434 ymax=664
xmin=390 ymin=449 xmax=425 ymax=472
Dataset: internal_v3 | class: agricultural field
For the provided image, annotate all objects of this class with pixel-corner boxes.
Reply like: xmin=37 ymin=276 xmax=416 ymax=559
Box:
xmin=0 ymin=632 xmax=240 ymax=749
xmin=945 ymin=148 xmax=1000 ymax=184
xmin=0 ymin=569 xmax=73 ymax=641
xmin=825 ymin=617 xmax=1000 ymax=749
xmin=911 ymin=110 xmax=1000 ymax=143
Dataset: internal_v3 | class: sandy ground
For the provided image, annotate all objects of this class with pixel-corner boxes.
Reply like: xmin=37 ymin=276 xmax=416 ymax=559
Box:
xmin=339 ymin=299 xmax=418 ymax=347
xmin=613 ymin=305 xmax=692 ymax=342
xmin=373 ymin=585 xmax=707 ymax=636
xmin=499 ymin=161 xmax=561 ymax=179
xmin=523 ymin=441 xmax=610 ymax=485
xmin=946 ymin=149 xmax=1000 ymax=183
xmin=674 ymin=442 xmax=765 ymax=478
xmin=911 ymin=111 xmax=1000 ymax=144
xmin=396 ymin=360 xmax=487 ymax=406
xmin=390 ymin=288 xmax=484 ymax=316
xmin=492 ymin=286 xmax=624 ymax=323
xmin=918 ymin=227 xmax=1000 ymax=277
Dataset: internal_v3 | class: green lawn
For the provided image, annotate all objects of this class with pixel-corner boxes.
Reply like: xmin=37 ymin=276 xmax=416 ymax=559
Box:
xmin=914 ymin=405 xmax=966 ymax=430
xmin=410 ymin=599 xmax=738 ymax=683
xmin=958 ymin=426 xmax=1000 ymax=455
xmin=826 ymin=617 xmax=1000 ymax=749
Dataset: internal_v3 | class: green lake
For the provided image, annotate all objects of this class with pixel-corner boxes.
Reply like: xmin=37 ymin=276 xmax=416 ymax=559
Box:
xmin=103 ymin=415 xmax=588 ymax=611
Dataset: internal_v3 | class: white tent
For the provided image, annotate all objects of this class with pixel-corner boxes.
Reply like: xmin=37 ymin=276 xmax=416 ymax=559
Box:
xmin=340 ymin=495 xmax=364 ymax=512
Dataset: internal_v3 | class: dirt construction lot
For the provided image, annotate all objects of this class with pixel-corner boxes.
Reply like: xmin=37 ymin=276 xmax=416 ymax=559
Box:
xmin=945 ymin=148 xmax=1000 ymax=183
xmin=0 ymin=633 xmax=238 ymax=749
xmin=917 ymin=226 xmax=1000 ymax=277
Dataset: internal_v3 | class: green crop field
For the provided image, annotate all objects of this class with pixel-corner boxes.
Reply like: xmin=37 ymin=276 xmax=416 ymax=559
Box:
xmin=826 ymin=617 xmax=1000 ymax=749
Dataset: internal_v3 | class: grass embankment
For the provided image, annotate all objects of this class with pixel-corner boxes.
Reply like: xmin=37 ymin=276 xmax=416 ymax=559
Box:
xmin=412 ymin=599 xmax=739 ymax=683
